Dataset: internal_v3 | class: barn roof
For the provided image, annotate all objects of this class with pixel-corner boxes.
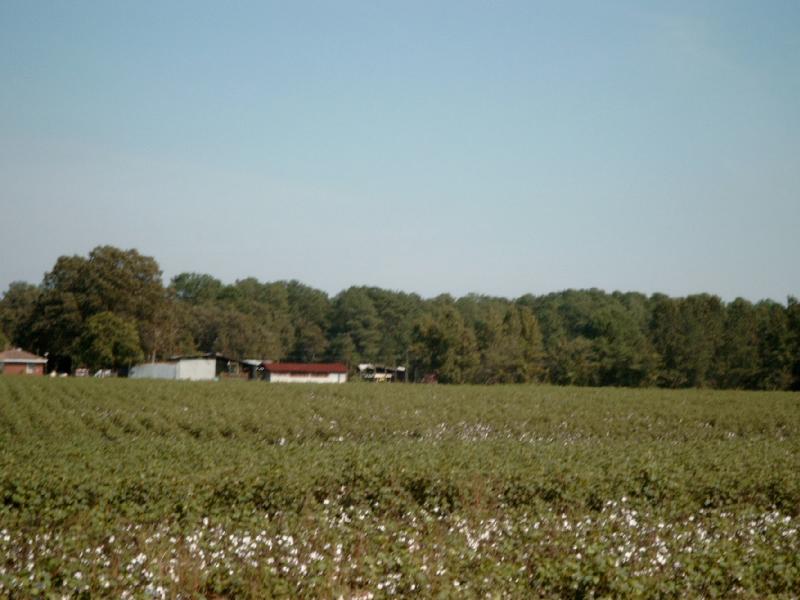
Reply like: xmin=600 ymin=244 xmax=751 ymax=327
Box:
xmin=262 ymin=362 xmax=348 ymax=374
xmin=0 ymin=348 xmax=48 ymax=364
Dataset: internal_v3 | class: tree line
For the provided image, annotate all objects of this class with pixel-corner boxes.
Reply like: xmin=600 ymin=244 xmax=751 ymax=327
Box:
xmin=1 ymin=246 xmax=798 ymax=389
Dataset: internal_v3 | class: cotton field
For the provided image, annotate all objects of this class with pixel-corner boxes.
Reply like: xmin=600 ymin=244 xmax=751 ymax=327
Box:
xmin=1 ymin=377 xmax=798 ymax=597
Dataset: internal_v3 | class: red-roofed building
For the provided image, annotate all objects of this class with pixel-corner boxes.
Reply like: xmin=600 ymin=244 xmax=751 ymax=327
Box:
xmin=261 ymin=362 xmax=348 ymax=384
xmin=0 ymin=349 xmax=48 ymax=376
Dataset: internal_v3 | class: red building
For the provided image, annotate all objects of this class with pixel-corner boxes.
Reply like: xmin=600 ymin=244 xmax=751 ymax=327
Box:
xmin=0 ymin=349 xmax=48 ymax=376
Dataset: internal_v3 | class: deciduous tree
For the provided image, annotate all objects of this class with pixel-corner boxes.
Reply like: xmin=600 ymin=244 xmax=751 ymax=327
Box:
xmin=78 ymin=312 xmax=143 ymax=370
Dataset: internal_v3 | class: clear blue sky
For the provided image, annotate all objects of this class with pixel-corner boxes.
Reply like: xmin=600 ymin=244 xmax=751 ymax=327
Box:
xmin=1 ymin=1 xmax=798 ymax=302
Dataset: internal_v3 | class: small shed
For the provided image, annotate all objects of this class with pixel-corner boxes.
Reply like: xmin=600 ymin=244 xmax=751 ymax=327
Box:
xmin=261 ymin=362 xmax=348 ymax=384
xmin=240 ymin=359 xmax=264 ymax=380
xmin=0 ymin=349 xmax=48 ymax=376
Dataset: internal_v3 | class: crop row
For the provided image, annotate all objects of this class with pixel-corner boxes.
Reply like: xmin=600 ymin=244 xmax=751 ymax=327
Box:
xmin=1 ymin=377 xmax=798 ymax=597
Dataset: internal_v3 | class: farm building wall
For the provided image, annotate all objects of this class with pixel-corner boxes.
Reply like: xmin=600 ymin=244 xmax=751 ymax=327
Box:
xmin=267 ymin=372 xmax=347 ymax=384
xmin=176 ymin=359 xmax=217 ymax=381
xmin=129 ymin=363 xmax=178 ymax=380
xmin=0 ymin=363 xmax=45 ymax=376
xmin=129 ymin=359 xmax=218 ymax=381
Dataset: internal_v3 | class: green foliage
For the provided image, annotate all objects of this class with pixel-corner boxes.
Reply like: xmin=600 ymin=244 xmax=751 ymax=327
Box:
xmin=2 ymin=246 xmax=798 ymax=388
xmin=78 ymin=312 xmax=144 ymax=370
xmin=0 ymin=378 xmax=798 ymax=597
xmin=286 ymin=280 xmax=331 ymax=361
xmin=788 ymin=296 xmax=800 ymax=391
xmin=0 ymin=281 xmax=40 ymax=348
xmin=529 ymin=290 xmax=656 ymax=387
xmin=21 ymin=247 xmax=166 ymax=367
xmin=462 ymin=297 xmax=545 ymax=383
xmin=715 ymin=298 xmax=760 ymax=388
xmin=411 ymin=301 xmax=479 ymax=383
xmin=754 ymin=300 xmax=794 ymax=390
xmin=649 ymin=294 xmax=725 ymax=388
xmin=186 ymin=304 xmax=284 ymax=360
xmin=171 ymin=272 xmax=224 ymax=304
xmin=328 ymin=288 xmax=383 ymax=364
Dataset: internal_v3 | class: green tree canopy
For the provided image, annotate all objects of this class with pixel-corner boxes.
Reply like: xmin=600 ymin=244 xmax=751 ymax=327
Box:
xmin=328 ymin=288 xmax=382 ymax=365
xmin=5 ymin=245 xmax=798 ymax=388
xmin=649 ymin=294 xmax=724 ymax=388
xmin=787 ymin=296 xmax=800 ymax=391
xmin=286 ymin=280 xmax=331 ymax=361
xmin=27 ymin=247 xmax=166 ymax=365
xmin=171 ymin=273 xmax=224 ymax=304
xmin=714 ymin=298 xmax=760 ymax=388
xmin=411 ymin=301 xmax=479 ymax=384
xmin=459 ymin=296 xmax=545 ymax=384
xmin=78 ymin=312 xmax=143 ymax=370
xmin=0 ymin=281 xmax=41 ymax=347
xmin=754 ymin=300 xmax=793 ymax=390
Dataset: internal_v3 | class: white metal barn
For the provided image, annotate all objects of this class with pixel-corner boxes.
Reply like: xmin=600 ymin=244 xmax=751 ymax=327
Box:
xmin=129 ymin=355 xmax=232 ymax=381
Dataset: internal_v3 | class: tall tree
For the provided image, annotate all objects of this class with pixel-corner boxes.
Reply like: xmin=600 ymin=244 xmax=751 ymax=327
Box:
xmin=650 ymin=294 xmax=724 ymax=388
xmin=714 ymin=298 xmax=760 ymax=388
xmin=410 ymin=301 xmax=479 ymax=383
xmin=753 ymin=300 xmax=793 ymax=390
xmin=78 ymin=312 xmax=143 ymax=370
xmin=491 ymin=308 xmax=544 ymax=383
xmin=521 ymin=289 xmax=654 ymax=386
xmin=286 ymin=280 xmax=331 ymax=361
xmin=182 ymin=304 xmax=283 ymax=360
xmin=328 ymin=288 xmax=382 ymax=364
xmin=365 ymin=287 xmax=423 ymax=366
xmin=25 ymin=247 xmax=166 ymax=367
xmin=171 ymin=273 xmax=224 ymax=304
xmin=139 ymin=293 xmax=197 ymax=361
xmin=545 ymin=335 xmax=600 ymax=386
xmin=0 ymin=281 xmax=40 ymax=347
xmin=787 ymin=296 xmax=800 ymax=391
xmin=80 ymin=246 xmax=164 ymax=323
xmin=461 ymin=297 xmax=545 ymax=384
